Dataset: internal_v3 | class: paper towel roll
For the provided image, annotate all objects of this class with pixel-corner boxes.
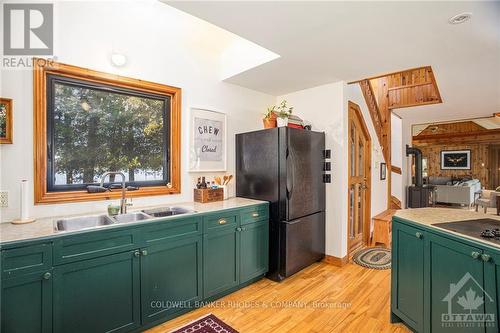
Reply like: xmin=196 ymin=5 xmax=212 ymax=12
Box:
xmin=20 ymin=180 xmax=29 ymax=220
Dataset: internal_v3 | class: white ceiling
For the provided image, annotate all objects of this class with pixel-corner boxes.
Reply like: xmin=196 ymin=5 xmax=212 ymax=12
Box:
xmin=165 ymin=1 xmax=500 ymax=123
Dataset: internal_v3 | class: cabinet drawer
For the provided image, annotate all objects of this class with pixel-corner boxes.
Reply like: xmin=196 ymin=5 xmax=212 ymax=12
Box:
xmin=2 ymin=243 xmax=52 ymax=279
xmin=240 ymin=206 xmax=269 ymax=225
xmin=204 ymin=214 xmax=237 ymax=233
xmin=53 ymin=228 xmax=139 ymax=265
xmin=142 ymin=216 xmax=202 ymax=244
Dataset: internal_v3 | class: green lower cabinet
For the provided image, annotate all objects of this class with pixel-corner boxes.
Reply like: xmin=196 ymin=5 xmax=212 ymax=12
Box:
xmin=483 ymin=251 xmax=500 ymax=333
xmin=53 ymin=251 xmax=141 ymax=333
xmin=0 ymin=203 xmax=270 ymax=333
xmin=428 ymin=233 xmax=485 ymax=333
xmin=240 ymin=221 xmax=269 ymax=283
xmin=1 ymin=271 xmax=52 ymax=333
xmin=392 ymin=217 xmax=500 ymax=333
xmin=141 ymin=236 xmax=202 ymax=324
xmin=203 ymin=227 xmax=240 ymax=299
xmin=391 ymin=222 xmax=425 ymax=332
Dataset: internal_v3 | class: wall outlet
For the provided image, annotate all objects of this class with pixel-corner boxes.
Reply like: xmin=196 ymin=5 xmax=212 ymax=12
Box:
xmin=0 ymin=191 xmax=8 ymax=208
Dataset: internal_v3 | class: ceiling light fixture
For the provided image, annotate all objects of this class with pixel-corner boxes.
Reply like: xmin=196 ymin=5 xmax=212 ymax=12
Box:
xmin=448 ymin=12 xmax=472 ymax=25
xmin=110 ymin=52 xmax=127 ymax=67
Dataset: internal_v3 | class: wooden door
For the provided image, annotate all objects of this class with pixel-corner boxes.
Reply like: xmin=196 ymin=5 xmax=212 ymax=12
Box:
xmin=489 ymin=145 xmax=500 ymax=190
xmin=348 ymin=102 xmax=371 ymax=254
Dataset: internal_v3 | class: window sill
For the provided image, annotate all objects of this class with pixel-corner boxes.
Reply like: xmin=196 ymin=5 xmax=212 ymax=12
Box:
xmin=35 ymin=185 xmax=181 ymax=205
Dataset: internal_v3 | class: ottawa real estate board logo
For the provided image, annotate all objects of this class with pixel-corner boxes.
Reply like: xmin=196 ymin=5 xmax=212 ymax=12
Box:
xmin=2 ymin=3 xmax=54 ymax=68
xmin=441 ymin=272 xmax=495 ymax=329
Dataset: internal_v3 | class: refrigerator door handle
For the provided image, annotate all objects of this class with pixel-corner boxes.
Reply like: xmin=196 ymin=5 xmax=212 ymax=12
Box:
xmin=286 ymin=150 xmax=294 ymax=200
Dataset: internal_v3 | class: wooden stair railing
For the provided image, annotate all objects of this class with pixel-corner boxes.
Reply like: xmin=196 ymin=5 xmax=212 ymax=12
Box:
xmin=390 ymin=196 xmax=402 ymax=210
xmin=359 ymin=79 xmax=390 ymax=164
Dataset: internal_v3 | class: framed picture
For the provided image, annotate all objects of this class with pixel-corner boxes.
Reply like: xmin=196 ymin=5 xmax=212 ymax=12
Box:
xmin=189 ymin=108 xmax=227 ymax=172
xmin=380 ymin=162 xmax=387 ymax=180
xmin=441 ymin=150 xmax=471 ymax=170
xmin=0 ymin=98 xmax=13 ymax=144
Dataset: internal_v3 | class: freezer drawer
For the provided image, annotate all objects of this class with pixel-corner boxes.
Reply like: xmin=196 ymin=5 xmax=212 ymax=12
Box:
xmin=282 ymin=212 xmax=325 ymax=277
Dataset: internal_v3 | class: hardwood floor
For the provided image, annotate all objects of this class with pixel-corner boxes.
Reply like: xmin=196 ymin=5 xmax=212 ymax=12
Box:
xmin=145 ymin=262 xmax=410 ymax=333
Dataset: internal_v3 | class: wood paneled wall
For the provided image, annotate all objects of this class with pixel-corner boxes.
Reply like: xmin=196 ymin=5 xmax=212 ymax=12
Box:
xmin=416 ymin=144 xmax=490 ymax=189
xmin=386 ymin=67 xmax=441 ymax=109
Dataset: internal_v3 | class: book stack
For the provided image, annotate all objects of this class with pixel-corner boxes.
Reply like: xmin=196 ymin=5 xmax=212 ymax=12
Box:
xmin=287 ymin=114 xmax=304 ymax=129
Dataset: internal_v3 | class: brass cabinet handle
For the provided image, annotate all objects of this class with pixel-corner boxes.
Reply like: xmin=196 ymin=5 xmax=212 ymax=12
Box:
xmin=134 ymin=251 xmax=141 ymax=258
xmin=218 ymin=219 xmax=227 ymax=225
xmin=415 ymin=232 xmax=423 ymax=239
xmin=43 ymin=272 xmax=52 ymax=280
xmin=481 ymin=254 xmax=491 ymax=262
xmin=252 ymin=212 xmax=259 ymax=217
xmin=141 ymin=250 xmax=148 ymax=256
xmin=471 ymin=251 xmax=481 ymax=259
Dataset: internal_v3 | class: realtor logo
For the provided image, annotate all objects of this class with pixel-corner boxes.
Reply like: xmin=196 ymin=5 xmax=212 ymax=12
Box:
xmin=441 ymin=272 xmax=495 ymax=327
xmin=3 ymin=3 xmax=53 ymax=55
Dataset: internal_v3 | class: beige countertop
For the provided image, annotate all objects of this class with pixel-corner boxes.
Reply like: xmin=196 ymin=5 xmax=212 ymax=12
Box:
xmin=395 ymin=208 xmax=500 ymax=249
xmin=0 ymin=197 xmax=267 ymax=245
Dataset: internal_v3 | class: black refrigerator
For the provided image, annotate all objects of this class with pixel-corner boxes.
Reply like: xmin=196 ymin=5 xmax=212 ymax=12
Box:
xmin=236 ymin=127 xmax=326 ymax=281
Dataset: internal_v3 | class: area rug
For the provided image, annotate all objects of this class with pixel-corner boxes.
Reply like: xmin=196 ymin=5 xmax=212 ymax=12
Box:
xmin=170 ymin=314 xmax=239 ymax=333
xmin=353 ymin=247 xmax=391 ymax=270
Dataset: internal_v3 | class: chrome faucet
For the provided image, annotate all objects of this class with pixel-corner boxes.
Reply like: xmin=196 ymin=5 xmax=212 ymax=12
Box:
xmin=100 ymin=171 xmax=128 ymax=214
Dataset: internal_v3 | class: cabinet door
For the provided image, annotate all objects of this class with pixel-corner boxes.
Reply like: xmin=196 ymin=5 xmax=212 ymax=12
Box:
xmin=203 ymin=227 xmax=239 ymax=298
xmin=53 ymin=251 xmax=140 ymax=333
xmin=1 ymin=271 xmax=52 ymax=333
xmin=141 ymin=236 xmax=202 ymax=324
xmin=428 ymin=233 xmax=485 ymax=333
xmin=483 ymin=251 xmax=500 ymax=333
xmin=240 ymin=220 xmax=269 ymax=283
xmin=391 ymin=222 xmax=425 ymax=332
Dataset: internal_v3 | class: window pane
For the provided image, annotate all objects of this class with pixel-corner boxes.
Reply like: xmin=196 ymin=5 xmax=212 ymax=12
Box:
xmin=52 ymin=80 xmax=168 ymax=187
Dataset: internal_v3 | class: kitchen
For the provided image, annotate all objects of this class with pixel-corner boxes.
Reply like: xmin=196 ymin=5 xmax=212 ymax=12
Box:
xmin=1 ymin=1 xmax=499 ymax=333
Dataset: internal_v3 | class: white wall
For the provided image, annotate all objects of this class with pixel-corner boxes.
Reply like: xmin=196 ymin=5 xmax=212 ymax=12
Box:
xmin=278 ymin=82 xmax=347 ymax=258
xmin=0 ymin=1 xmax=275 ymax=222
xmin=391 ymin=114 xmax=403 ymax=202
xmin=278 ymin=82 xmax=386 ymax=259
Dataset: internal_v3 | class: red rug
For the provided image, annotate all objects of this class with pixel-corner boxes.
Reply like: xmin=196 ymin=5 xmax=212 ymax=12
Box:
xmin=170 ymin=314 xmax=239 ymax=333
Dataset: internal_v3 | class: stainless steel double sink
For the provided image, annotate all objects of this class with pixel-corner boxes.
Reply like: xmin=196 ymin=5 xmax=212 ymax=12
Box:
xmin=54 ymin=207 xmax=194 ymax=232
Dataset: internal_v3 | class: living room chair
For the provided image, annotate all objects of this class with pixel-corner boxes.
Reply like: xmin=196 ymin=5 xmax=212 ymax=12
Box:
xmin=474 ymin=190 xmax=499 ymax=214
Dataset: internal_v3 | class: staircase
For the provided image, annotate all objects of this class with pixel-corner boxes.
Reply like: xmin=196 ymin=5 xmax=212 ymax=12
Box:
xmin=359 ymin=79 xmax=391 ymax=164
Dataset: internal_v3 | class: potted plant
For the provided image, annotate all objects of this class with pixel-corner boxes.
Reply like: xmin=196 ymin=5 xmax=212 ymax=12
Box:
xmin=263 ymin=106 xmax=277 ymax=128
xmin=275 ymin=100 xmax=293 ymax=127
xmin=264 ymin=100 xmax=293 ymax=128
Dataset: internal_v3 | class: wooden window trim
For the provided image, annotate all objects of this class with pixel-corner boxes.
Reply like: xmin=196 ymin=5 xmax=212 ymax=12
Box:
xmin=33 ymin=58 xmax=181 ymax=204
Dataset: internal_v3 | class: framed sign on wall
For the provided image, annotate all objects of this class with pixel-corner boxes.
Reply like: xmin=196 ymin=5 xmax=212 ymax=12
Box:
xmin=189 ymin=108 xmax=227 ymax=172
xmin=441 ymin=150 xmax=471 ymax=170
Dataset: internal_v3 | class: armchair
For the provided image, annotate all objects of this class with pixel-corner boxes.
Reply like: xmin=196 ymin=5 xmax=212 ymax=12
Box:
xmin=474 ymin=190 xmax=500 ymax=214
